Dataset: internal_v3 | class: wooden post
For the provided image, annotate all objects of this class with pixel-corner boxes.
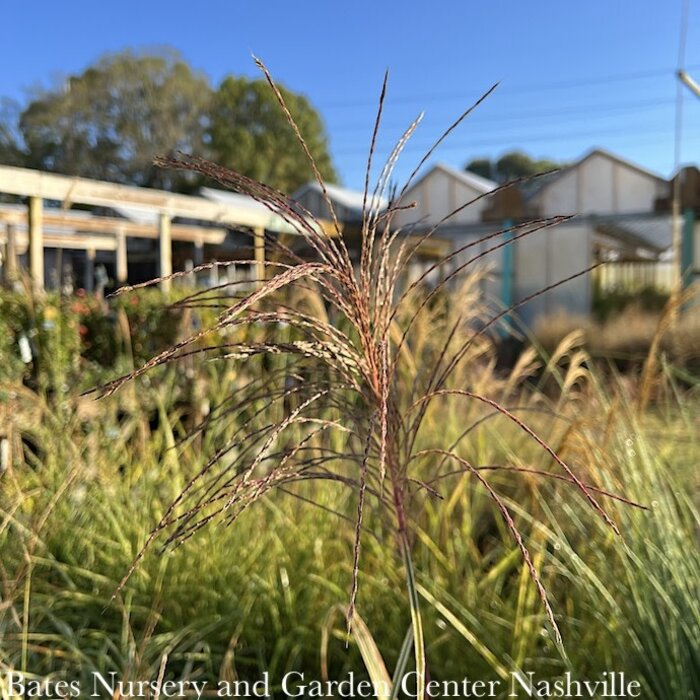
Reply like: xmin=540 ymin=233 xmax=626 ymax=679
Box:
xmin=54 ymin=247 xmax=63 ymax=291
xmin=209 ymin=259 xmax=219 ymax=287
xmin=501 ymin=218 xmax=514 ymax=307
xmin=189 ymin=236 xmax=204 ymax=289
xmin=254 ymin=226 xmax=265 ymax=287
xmin=116 ymin=228 xmax=128 ymax=285
xmin=193 ymin=236 xmax=204 ymax=266
xmin=3 ymin=223 xmax=17 ymax=286
xmin=159 ymin=213 xmax=172 ymax=294
xmin=84 ymin=248 xmax=95 ymax=292
xmin=28 ymin=196 xmax=44 ymax=291
xmin=681 ymin=208 xmax=696 ymax=290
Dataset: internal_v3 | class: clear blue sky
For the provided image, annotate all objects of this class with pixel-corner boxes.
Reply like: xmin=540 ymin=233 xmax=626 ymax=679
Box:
xmin=1 ymin=0 xmax=699 ymax=190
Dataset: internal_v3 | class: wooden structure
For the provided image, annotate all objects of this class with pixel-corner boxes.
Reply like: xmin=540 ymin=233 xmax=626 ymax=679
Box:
xmin=0 ymin=165 xmax=313 ymax=292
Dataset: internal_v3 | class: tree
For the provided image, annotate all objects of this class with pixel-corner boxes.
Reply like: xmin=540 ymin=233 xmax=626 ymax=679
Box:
xmin=495 ymin=151 xmax=560 ymax=181
xmin=19 ymin=49 xmax=212 ymax=190
xmin=13 ymin=49 xmax=339 ymax=193
xmin=0 ymin=98 xmax=24 ymax=167
xmin=465 ymin=150 xmax=561 ymax=183
xmin=208 ymin=76 xmax=337 ymax=194
xmin=463 ymin=157 xmax=494 ymax=181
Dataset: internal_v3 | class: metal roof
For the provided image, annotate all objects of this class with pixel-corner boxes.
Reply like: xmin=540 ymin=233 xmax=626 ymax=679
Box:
xmin=201 ymin=186 xmax=330 ymax=236
xmin=432 ymin=162 xmax=498 ymax=193
xmin=292 ymin=181 xmax=388 ymax=218
xmin=199 ymin=186 xmax=270 ymax=215
xmin=110 ymin=204 xmax=160 ymax=225
xmin=593 ymin=214 xmax=677 ymax=257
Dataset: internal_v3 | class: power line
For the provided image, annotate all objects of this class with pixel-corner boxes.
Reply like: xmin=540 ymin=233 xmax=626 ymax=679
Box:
xmin=328 ymin=96 xmax=677 ymax=135
xmin=674 ymin=0 xmax=691 ymax=171
xmin=320 ymin=63 xmax=700 ymax=109
xmin=331 ymin=122 xmax=700 ymax=157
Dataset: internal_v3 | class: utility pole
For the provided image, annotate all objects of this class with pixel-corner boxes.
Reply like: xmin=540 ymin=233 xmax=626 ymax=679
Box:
xmin=678 ymin=70 xmax=700 ymax=98
xmin=670 ymin=0 xmax=693 ymax=321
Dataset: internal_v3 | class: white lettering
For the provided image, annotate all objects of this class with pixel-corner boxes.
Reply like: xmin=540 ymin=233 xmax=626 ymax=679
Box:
xmin=401 ymin=671 xmax=419 ymax=697
xmin=355 ymin=680 xmax=373 ymax=697
xmin=216 ymin=676 xmax=269 ymax=697
xmin=281 ymin=671 xmax=305 ymax=697
xmin=474 ymin=680 xmax=490 ymax=697
xmin=510 ymin=671 xmax=539 ymax=697
xmin=8 ymin=673 xmax=25 ymax=697
xmin=189 ymin=680 xmax=207 ymax=699
xmin=92 ymin=672 xmax=117 ymax=697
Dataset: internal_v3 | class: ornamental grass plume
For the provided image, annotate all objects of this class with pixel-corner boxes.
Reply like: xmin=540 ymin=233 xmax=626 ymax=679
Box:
xmin=96 ymin=59 xmax=644 ymax=698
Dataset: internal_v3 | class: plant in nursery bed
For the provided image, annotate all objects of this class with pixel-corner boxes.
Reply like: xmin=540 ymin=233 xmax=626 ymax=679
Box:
xmin=95 ymin=60 xmax=643 ymax=697
xmin=0 ymin=287 xmax=81 ymax=392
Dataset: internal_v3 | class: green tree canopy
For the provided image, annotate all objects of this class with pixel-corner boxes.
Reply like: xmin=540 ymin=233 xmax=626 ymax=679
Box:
xmin=464 ymin=157 xmax=494 ymax=181
xmin=19 ymin=49 xmax=212 ymax=190
xmin=208 ymin=76 xmax=337 ymax=194
xmin=10 ymin=49 xmax=339 ymax=194
xmin=0 ymin=98 xmax=24 ymax=167
xmin=465 ymin=150 xmax=561 ymax=183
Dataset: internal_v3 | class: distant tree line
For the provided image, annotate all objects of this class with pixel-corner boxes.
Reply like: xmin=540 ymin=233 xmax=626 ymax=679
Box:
xmin=0 ymin=48 xmax=338 ymax=194
xmin=465 ymin=151 xmax=563 ymax=183
xmin=0 ymin=47 xmax=566 ymax=196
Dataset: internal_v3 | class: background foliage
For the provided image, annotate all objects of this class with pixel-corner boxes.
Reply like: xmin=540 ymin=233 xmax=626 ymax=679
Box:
xmin=0 ymin=283 xmax=697 ymax=699
xmin=2 ymin=48 xmax=337 ymax=194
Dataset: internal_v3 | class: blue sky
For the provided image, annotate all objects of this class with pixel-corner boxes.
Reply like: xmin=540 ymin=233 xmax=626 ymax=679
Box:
xmin=1 ymin=1 xmax=699 ymax=190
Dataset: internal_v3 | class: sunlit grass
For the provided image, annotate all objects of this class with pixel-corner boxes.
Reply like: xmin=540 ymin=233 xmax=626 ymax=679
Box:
xmin=1 ymin=60 xmax=698 ymax=699
xmin=1 ymin=333 xmax=697 ymax=698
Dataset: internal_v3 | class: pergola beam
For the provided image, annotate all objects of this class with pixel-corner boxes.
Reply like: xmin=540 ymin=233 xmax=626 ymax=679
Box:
xmin=0 ymin=165 xmax=270 ymax=228
xmin=0 ymin=165 xmax=335 ymax=290
xmin=0 ymin=231 xmax=118 ymax=253
xmin=0 ymin=208 xmax=226 ymax=244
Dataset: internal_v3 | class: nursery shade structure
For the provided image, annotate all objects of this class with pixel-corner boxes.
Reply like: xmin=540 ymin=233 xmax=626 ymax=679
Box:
xmin=0 ymin=165 xmax=327 ymax=291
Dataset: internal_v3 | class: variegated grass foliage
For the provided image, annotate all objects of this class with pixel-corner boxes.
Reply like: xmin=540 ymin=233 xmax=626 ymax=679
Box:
xmin=96 ymin=60 xmax=643 ymax=694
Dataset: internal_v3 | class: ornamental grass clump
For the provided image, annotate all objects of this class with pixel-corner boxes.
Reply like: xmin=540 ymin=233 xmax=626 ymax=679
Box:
xmin=97 ymin=59 xmax=642 ymax=696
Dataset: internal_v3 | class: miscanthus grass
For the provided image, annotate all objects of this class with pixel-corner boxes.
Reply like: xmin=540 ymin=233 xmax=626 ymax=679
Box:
xmin=94 ymin=59 xmax=643 ymax=696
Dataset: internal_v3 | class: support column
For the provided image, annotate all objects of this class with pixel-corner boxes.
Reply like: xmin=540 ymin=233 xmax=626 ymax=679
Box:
xmin=680 ymin=208 xmax=696 ymax=289
xmin=500 ymin=219 xmax=515 ymax=336
xmin=53 ymin=247 xmax=63 ymax=291
xmin=189 ymin=236 xmax=204 ymax=289
xmin=159 ymin=213 xmax=172 ymax=294
xmin=84 ymin=248 xmax=95 ymax=293
xmin=28 ymin=196 xmax=44 ymax=291
xmin=209 ymin=259 xmax=219 ymax=288
xmin=3 ymin=223 xmax=17 ymax=286
xmin=254 ymin=226 xmax=265 ymax=287
xmin=116 ymin=228 xmax=128 ymax=285
xmin=193 ymin=236 xmax=204 ymax=266
xmin=501 ymin=219 xmax=514 ymax=308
